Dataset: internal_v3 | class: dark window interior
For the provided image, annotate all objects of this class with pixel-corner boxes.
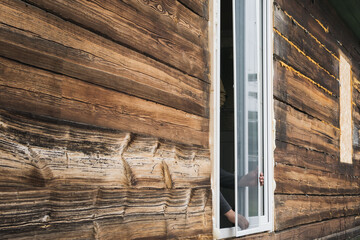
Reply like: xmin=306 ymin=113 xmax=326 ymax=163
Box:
xmin=220 ymin=0 xmax=235 ymax=229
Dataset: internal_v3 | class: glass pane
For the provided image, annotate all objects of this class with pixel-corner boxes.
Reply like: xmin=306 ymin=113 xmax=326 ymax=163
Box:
xmin=234 ymin=0 xmax=263 ymax=232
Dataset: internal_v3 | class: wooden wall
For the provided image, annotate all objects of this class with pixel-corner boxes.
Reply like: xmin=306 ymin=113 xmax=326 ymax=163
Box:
xmin=0 ymin=0 xmax=212 ymax=239
xmin=272 ymin=0 xmax=360 ymax=238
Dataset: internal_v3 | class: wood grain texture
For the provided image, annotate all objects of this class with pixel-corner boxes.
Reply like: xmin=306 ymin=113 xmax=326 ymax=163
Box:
xmin=0 ymin=0 xmax=209 ymax=118
xmin=273 ymin=0 xmax=360 ymax=237
xmin=120 ymin=0 xmax=207 ymax=47
xmin=353 ymin=79 xmax=360 ymax=108
xmin=0 ymin=189 xmax=212 ymax=239
xmin=274 ymin=0 xmax=340 ymax=60
xmin=294 ymin=0 xmax=360 ymax=66
xmin=275 ymin=99 xmax=340 ymax=155
xmin=275 ymin=141 xmax=360 ymax=177
xmin=228 ymin=216 xmax=360 ymax=239
xmin=24 ymin=0 xmax=209 ymax=81
xmin=274 ymin=163 xmax=360 ymax=195
xmin=275 ymin=215 xmax=360 ymax=240
xmin=273 ymin=59 xmax=339 ymax=127
xmin=353 ymin=70 xmax=360 ymax=93
xmin=353 ymin=89 xmax=360 ymax=162
xmin=178 ymin=0 xmax=209 ymax=20
xmin=274 ymin=4 xmax=339 ymax=79
xmin=275 ymin=195 xmax=360 ymax=231
xmin=0 ymin=109 xmax=210 ymax=189
xmin=0 ymin=109 xmax=212 ymax=239
xmin=273 ymin=31 xmax=339 ymax=97
xmin=0 ymin=57 xmax=209 ymax=146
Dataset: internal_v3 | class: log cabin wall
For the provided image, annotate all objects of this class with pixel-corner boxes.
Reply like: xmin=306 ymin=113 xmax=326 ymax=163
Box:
xmin=272 ymin=0 xmax=360 ymax=238
xmin=0 ymin=0 xmax=212 ymax=239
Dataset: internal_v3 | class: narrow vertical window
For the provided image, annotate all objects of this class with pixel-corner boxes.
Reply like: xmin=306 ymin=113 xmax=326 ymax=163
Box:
xmin=215 ymin=0 xmax=272 ymax=238
xmin=234 ymin=0 xmax=265 ymax=235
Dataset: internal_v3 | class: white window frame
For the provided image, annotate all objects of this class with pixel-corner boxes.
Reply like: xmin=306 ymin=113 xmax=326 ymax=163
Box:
xmin=211 ymin=0 xmax=274 ymax=239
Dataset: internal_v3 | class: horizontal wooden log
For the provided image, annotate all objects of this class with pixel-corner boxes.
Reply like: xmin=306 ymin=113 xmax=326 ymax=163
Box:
xmin=274 ymin=4 xmax=339 ymax=79
xmin=275 ymin=140 xmax=337 ymax=172
xmin=230 ymin=215 xmax=360 ymax=239
xmin=353 ymin=71 xmax=360 ymax=123
xmin=352 ymin=105 xmax=360 ymax=163
xmin=275 ymin=194 xmax=360 ymax=231
xmin=24 ymin=0 xmax=209 ymax=80
xmin=274 ymin=141 xmax=360 ymax=177
xmin=275 ymin=215 xmax=360 ymax=240
xmin=178 ymin=0 xmax=209 ymax=20
xmin=0 ymin=57 xmax=209 ymax=146
xmin=273 ymin=30 xmax=339 ymax=97
xmin=353 ymin=102 xmax=360 ymax=125
xmin=273 ymin=59 xmax=339 ymax=127
xmin=294 ymin=0 xmax=360 ymax=66
xmin=120 ymin=0 xmax=207 ymax=47
xmin=354 ymin=90 xmax=360 ymax=114
xmin=123 ymin=137 xmax=211 ymax=189
xmin=0 ymin=109 xmax=210 ymax=189
xmin=0 ymin=0 xmax=209 ymax=117
xmin=353 ymin=70 xmax=360 ymax=93
xmin=274 ymin=0 xmax=339 ymax=60
xmin=352 ymin=99 xmax=360 ymax=164
xmin=275 ymin=100 xmax=340 ymax=155
xmin=274 ymin=163 xmax=360 ymax=195
xmin=0 ymin=109 xmax=212 ymax=238
xmin=0 ymin=188 xmax=211 ymax=225
xmin=0 ymin=190 xmax=212 ymax=239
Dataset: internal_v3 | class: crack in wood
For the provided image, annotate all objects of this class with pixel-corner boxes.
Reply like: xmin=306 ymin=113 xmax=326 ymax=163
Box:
xmin=120 ymin=133 xmax=135 ymax=186
xmin=161 ymin=160 xmax=173 ymax=189
xmin=92 ymin=221 xmax=100 ymax=240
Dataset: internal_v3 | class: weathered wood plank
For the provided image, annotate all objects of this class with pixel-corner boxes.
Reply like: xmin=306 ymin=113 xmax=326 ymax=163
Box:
xmin=274 ymin=0 xmax=340 ymax=60
xmin=294 ymin=0 xmax=360 ymax=66
xmin=120 ymin=0 xmax=207 ymax=47
xmin=0 ymin=57 xmax=209 ymax=146
xmin=0 ymin=188 xmax=210 ymax=224
xmin=354 ymin=89 xmax=360 ymax=114
xmin=0 ymin=190 xmax=212 ymax=239
xmin=0 ymin=109 xmax=212 ymax=239
xmin=275 ymin=215 xmax=360 ymax=240
xmin=274 ymin=163 xmax=360 ymax=195
xmin=275 ymin=195 xmax=360 ymax=231
xmin=353 ymin=70 xmax=360 ymax=93
xmin=0 ymin=0 xmax=209 ymax=118
xmin=275 ymin=141 xmax=360 ymax=177
xmin=275 ymin=100 xmax=340 ymax=155
xmin=177 ymin=0 xmax=209 ymax=20
xmin=352 ymin=104 xmax=360 ymax=163
xmin=273 ymin=30 xmax=339 ymax=97
xmin=275 ymin=140 xmax=337 ymax=173
xmin=274 ymin=59 xmax=339 ymax=127
xmin=24 ymin=0 xmax=209 ymax=80
xmin=274 ymin=4 xmax=339 ymax=79
xmin=0 ymin=108 xmax=210 ymax=189
xmin=276 ymin=0 xmax=360 ymax=82
xmin=123 ymin=137 xmax=211 ymax=189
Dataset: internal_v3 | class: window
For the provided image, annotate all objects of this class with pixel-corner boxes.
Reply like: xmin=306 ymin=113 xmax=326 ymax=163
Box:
xmin=212 ymin=0 xmax=273 ymax=238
